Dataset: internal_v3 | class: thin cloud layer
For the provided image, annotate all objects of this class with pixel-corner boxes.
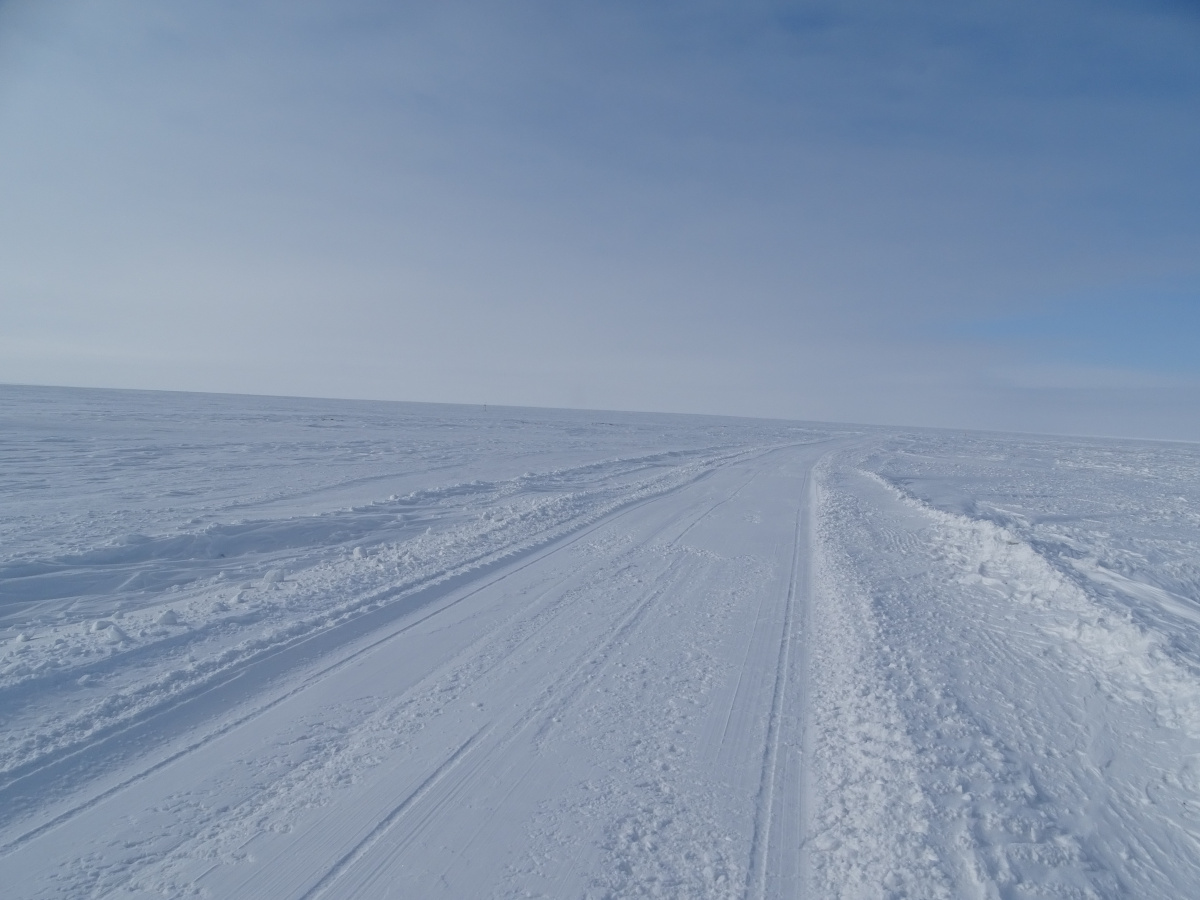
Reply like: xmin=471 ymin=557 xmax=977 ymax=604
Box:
xmin=1 ymin=0 xmax=1198 ymax=437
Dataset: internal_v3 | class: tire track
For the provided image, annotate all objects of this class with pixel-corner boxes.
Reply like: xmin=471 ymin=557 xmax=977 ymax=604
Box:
xmin=3 ymin=443 xmax=837 ymax=898
xmin=257 ymin=464 xmax=765 ymax=898
xmin=297 ymin=725 xmax=493 ymax=900
xmin=746 ymin=467 xmax=811 ymax=900
xmin=0 ymin=453 xmax=753 ymax=853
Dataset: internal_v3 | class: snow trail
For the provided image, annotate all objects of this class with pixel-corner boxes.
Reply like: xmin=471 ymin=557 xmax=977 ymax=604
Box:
xmin=5 ymin=387 xmax=1200 ymax=898
xmin=746 ymin=467 xmax=808 ymax=900
xmin=1 ymin=391 xmax=841 ymax=898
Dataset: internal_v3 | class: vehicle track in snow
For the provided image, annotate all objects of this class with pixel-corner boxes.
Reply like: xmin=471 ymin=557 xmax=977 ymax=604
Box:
xmin=0 ymin=445 xmax=773 ymax=850
xmin=0 ymin=446 xmax=758 ymax=782
xmin=746 ymin=466 xmax=809 ymax=900
xmin=215 ymin=451 xmax=802 ymax=899
xmin=2 ymin=440 xmax=840 ymax=899
xmin=289 ymin=472 xmax=763 ymax=900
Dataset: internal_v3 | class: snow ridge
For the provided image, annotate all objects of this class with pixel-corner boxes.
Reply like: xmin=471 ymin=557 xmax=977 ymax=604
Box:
xmin=871 ymin=470 xmax=1200 ymax=738
xmin=829 ymin=461 xmax=1200 ymax=896
xmin=807 ymin=461 xmax=951 ymax=899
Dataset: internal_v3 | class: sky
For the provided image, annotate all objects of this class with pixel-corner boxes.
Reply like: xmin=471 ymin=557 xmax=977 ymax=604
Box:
xmin=1 ymin=0 xmax=1198 ymax=439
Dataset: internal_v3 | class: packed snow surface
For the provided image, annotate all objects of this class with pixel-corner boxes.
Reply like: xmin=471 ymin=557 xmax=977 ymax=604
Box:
xmin=2 ymin=385 xmax=1199 ymax=898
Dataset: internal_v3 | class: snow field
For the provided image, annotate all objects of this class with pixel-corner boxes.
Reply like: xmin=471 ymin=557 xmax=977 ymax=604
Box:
xmin=0 ymin=445 xmax=773 ymax=841
xmin=4 ymin=387 xmax=1200 ymax=898
xmin=1 ymin=388 xmax=844 ymax=898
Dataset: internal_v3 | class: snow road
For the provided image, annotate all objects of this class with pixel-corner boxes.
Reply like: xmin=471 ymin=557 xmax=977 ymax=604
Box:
xmin=3 ymin=387 xmax=1200 ymax=898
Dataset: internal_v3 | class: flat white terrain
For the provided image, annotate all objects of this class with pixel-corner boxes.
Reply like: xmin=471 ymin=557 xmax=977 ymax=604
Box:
xmin=2 ymin=386 xmax=1198 ymax=898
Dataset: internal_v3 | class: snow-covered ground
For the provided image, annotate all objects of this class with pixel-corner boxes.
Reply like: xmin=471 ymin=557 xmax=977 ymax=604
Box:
xmin=2 ymin=386 xmax=1198 ymax=898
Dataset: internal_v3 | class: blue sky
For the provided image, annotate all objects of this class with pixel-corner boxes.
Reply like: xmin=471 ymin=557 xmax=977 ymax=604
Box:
xmin=956 ymin=288 xmax=1200 ymax=375
xmin=1 ymin=0 xmax=1198 ymax=438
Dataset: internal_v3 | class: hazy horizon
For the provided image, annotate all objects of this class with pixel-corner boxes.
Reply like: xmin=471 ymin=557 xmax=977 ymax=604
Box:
xmin=2 ymin=1 xmax=1198 ymax=439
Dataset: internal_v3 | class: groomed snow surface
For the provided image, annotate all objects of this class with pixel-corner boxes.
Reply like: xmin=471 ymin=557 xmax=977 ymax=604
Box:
xmin=2 ymin=386 xmax=1199 ymax=899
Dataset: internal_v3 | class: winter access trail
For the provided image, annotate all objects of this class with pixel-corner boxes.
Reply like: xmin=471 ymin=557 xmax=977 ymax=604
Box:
xmin=8 ymin=391 xmax=1200 ymax=897
xmin=1 ymin=439 xmax=833 ymax=899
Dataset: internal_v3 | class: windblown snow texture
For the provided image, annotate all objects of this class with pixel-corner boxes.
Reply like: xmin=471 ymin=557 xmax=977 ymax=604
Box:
xmin=2 ymin=386 xmax=1198 ymax=898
